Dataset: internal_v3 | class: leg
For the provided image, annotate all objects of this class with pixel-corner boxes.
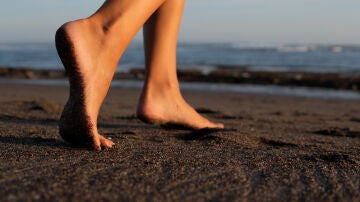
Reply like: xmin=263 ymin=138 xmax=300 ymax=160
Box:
xmin=137 ymin=0 xmax=224 ymax=129
xmin=56 ymin=0 xmax=166 ymax=150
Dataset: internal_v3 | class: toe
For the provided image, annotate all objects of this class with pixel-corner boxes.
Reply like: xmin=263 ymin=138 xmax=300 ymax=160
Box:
xmin=91 ymin=136 xmax=102 ymax=151
xmin=207 ymin=122 xmax=224 ymax=129
xmin=99 ymin=135 xmax=115 ymax=148
xmin=216 ymin=123 xmax=224 ymax=129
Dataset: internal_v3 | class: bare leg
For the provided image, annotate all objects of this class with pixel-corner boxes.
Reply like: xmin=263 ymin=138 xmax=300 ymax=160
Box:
xmin=56 ymin=0 xmax=166 ymax=150
xmin=137 ymin=0 xmax=224 ymax=129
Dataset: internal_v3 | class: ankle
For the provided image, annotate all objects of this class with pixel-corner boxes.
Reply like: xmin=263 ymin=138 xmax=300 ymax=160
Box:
xmin=138 ymin=81 xmax=184 ymax=117
xmin=144 ymin=77 xmax=180 ymax=92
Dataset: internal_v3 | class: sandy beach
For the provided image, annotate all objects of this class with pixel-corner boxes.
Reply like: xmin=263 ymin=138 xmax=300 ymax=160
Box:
xmin=0 ymin=77 xmax=359 ymax=201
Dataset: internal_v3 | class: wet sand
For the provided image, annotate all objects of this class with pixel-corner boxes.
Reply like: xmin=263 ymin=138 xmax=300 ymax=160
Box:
xmin=0 ymin=82 xmax=359 ymax=201
xmin=1 ymin=66 xmax=360 ymax=90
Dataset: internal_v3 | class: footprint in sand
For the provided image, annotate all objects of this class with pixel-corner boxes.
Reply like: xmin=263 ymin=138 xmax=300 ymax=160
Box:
xmin=302 ymin=153 xmax=356 ymax=164
xmin=314 ymin=127 xmax=360 ymax=138
xmin=30 ymin=100 xmax=63 ymax=114
xmin=259 ymin=138 xmax=298 ymax=148
xmin=350 ymin=117 xmax=360 ymax=122
xmin=175 ymin=128 xmax=240 ymax=148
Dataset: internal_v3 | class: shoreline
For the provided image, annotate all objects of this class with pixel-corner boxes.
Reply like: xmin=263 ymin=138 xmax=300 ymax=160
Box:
xmin=1 ymin=66 xmax=360 ymax=91
xmin=1 ymin=78 xmax=360 ymax=100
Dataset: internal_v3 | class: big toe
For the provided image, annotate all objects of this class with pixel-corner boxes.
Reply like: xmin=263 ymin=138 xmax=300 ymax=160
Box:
xmin=91 ymin=136 xmax=102 ymax=151
xmin=209 ymin=122 xmax=224 ymax=129
xmin=197 ymin=119 xmax=224 ymax=129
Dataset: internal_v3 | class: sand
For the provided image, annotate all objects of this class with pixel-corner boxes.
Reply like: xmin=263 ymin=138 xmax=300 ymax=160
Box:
xmin=0 ymin=82 xmax=359 ymax=201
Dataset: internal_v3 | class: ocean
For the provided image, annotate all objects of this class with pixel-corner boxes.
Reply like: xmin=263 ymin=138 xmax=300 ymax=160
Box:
xmin=1 ymin=42 xmax=360 ymax=73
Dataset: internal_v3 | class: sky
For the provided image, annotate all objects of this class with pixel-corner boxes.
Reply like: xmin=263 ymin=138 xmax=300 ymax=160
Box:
xmin=0 ymin=0 xmax=360 ymax=44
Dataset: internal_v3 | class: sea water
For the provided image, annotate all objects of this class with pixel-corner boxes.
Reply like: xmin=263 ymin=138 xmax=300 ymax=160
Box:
xmin=1 ymin=41 xmax=360 ymax=73
xmin=1 ymin=42 xmax=360 ymax=99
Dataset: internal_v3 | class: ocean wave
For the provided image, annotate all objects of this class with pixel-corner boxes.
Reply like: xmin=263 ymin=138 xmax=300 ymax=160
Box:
xmin=1 ymin=42 xmax=360 ymax=73
xmin=0 ymin=43 xmax=55 ymax=51
xmin=228 ymin=42 xmax=360 ymax=53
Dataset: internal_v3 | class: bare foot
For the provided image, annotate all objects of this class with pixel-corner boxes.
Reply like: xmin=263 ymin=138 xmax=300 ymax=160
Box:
xmin=55 ymin=20 xmax=115 ymax=150
xmin=137 ymin=86 xmax=224 ymax=130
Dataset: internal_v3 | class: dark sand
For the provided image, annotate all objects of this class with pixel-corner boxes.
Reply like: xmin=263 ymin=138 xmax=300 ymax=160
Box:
xmin=0 ymin=82 xmax=359 ymax=201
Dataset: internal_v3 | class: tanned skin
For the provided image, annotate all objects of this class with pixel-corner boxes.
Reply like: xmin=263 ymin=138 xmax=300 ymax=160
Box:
xmin=56 ymin=0 xmax=223 ymax=150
